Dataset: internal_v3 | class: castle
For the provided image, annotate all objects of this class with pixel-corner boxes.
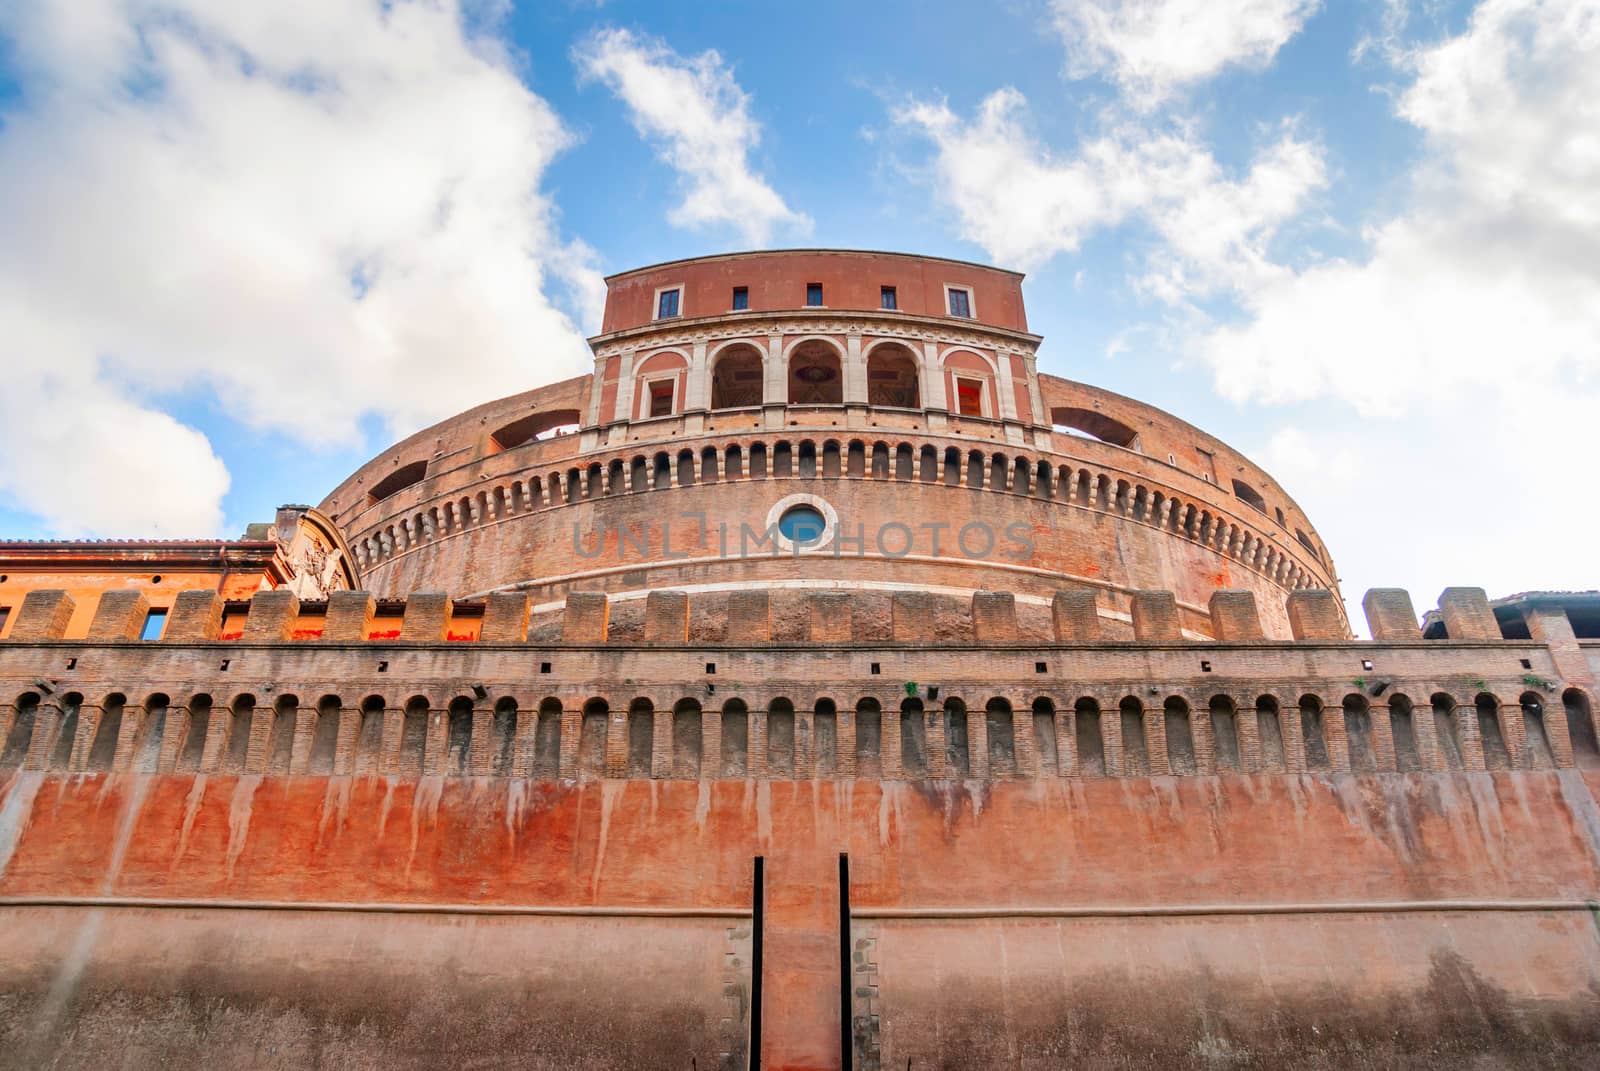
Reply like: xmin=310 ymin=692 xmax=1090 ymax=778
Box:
xmin=1 ymin=250 xmax=1597 ymax=1069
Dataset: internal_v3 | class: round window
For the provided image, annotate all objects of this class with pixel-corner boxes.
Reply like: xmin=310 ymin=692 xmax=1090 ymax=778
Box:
xmin=777 ymin=504 xmax=827 ymax=546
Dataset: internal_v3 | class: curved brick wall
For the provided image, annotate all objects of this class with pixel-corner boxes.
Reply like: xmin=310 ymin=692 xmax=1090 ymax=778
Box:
xmin=319 ymin=251 xmax=1339 ymax=638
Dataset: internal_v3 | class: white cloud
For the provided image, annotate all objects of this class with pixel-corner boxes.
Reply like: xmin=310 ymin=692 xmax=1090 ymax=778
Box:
xmin=1208 ymin=0 xmax=1600 ymax=620
xmin=0 ymin=0 xmax=599 ymax=537
xmin=894 ymin=89 xmax=1325 ymax=275
xmin=1200 ymin=0 xmax=1600 ymax=412
xmin=574 ymin=27 xmax=809 ymax=246
xmin=1053 ymin=0 xmax=1321 ymax=107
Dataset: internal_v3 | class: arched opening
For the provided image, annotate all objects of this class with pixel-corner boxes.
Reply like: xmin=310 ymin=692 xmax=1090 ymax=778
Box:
xmin=720 ymin=699 xmax=749 ymax=777
xmin=1255 ymin=695 xmax=1285 ymax=771
xmin=444 ymin=697 xmax=473 ymax=771
xmin=1520 ymin=692 xmax=1553 ymax=768
xmin=534 ymin=698 xmax=563 ymax=778
xmin=399 ymin=697 xmax=428 ymax=777
xmin=710 ymin=344 xmax=765 ymax=410
xmin=1476 ymin=693 xmax=1510 ymax=769
xmin=855 ymin=697 xmax=882 ymax=778
xmin=579 ymin=698 xmax=608 ymax=778
xmin=223 ymin=694 xmax=253 ymax=774
xmin=900 ymin=697 xmax=926 ymax=777
xmin=491 ymin=698 xmax=517 ymax=776
xmin=1209 ymin=695 xmax=1240 ymax=771
xmin=1074 ymin=698 xmax=1103 ymax=776
xmin=1231 ymin=478 xmax=1268 ymax=514
xmin=1343 ymin=694 xmax=1375 ymax=772
xmin=986 ymin=698 xmax=1016 ymax=777
xmin=1564 ymin=688 xmax=1599 ymax=767
xmin=673 ymin=698 xmax=702 ymax=779
xmin=944 ymin=698 xmax=969 ymax=776
xmin=627 ymin=698 xmax=654 ymax=777
xmin=1431 ymin=693 xmax=1464 ymax=770
xmin=2 ymin=692 xmax=41 ymax=768
xmin=1119 ymin=696 xmax=1147 ymax=776
xmin=354 ymin=696 xmax=385 ymax=775
xmin=1389 ymin=695 xmax=1420 ymax=772
xmin=490 ymin=408 xmax=580 ymax=451
xmin=1049 ymin=406 xmax=1140 ymax=450
xmin=1032 ymin=698 xmax=1058 ymax=774
xmin=788 ymin=340 xmax=844 ymax=405
xmin=866 ymin=343 xmax=920 ymax=409
xmin=173 ymin=694 xmax=211 ymax=772
xmin=769 ymin=697 xmax=796 ymax=778
xmin=1300 ymin=694 xmax=1329 ymax=770
xmin=813 ymin=698 xmax=838 ymax=778
xmin=267 ymin=695 xmax=298 ymax=775
xmin=310 ymin=696 xmax=340 ymax=775
xmin=1164 ymin=696 xmax=1196 ymax=775
xmin=42 ymin=693 xmax=81 ymax=770
xmin=86 ymin=693 xmax=127 ymax=772
xmin=846 ymin=441 xmax=865 ymax=477
xmin=368 ymin=460 xmax=428 ymax=505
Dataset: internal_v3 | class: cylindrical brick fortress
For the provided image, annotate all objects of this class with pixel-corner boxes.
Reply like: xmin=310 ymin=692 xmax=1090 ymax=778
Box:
xmin=319 ymin=250 xmax=1341 ymax=639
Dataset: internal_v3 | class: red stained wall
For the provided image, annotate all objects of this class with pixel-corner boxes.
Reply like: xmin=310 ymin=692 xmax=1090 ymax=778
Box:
xmin=600 ymin=250 xmax=1028 ymax=335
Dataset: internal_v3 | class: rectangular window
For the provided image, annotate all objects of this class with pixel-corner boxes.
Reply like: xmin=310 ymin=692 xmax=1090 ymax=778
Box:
xmin=806 ymin=283 xmax=823 ymax=307
xmin=140 ymin=608 xmax=168 ymax=641
xmin=731 ymin=286 xmax=749 ymax=310
xmin=947 ymin=287 xmax=972 ymax=318
xmin=957 ymin=378 xmax=983 ymax=417
xmin=649 ymin=380 xmax=675 ymax=418
xmin=0 ymin=606 xmax=10 ymax=636
xmin=880 ymin=286 xmax=897 ymax=310
xmin=656 ymin=288 xmax=681 ymax=319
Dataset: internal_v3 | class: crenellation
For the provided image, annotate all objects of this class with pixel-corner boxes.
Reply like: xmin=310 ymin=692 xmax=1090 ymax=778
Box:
xmin=1286 ymin=589 xmax=1344 ymax=640
xmin=243 ymin=590 xmax=299 ymax=642
xmin=10 ymin=589 xmax=77 ymax=641
xmin=1438 ymin=586 xmax=1500 ymax=641
xmin=87 ymin=590 xmax=152 ymax=641
xmin=323 ymin=591 xmax=376 ymax=642
xmin=1130 ymin=591 xmax=1182 ymax=641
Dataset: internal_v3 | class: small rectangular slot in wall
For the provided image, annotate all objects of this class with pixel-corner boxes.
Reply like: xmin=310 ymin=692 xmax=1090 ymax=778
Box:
xmin=752 ymin=855 xmax=764 ymax=1070
xmin=869 ymin=662 xmax=881 ymax=675
xmin=838 ymin=852 xmax=853 ymax=1071
xmin=706 ymin=662 xmax=716 ymax=674
xmin=540 ymin=662 xmax=552 ymax=674
xmin=1035 ymin=661 xmax=1048 ymax=673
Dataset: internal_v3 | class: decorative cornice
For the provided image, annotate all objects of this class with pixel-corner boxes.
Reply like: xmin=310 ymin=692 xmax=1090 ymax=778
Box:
xmin=587 ymin=308 xmax=1042 ymax=357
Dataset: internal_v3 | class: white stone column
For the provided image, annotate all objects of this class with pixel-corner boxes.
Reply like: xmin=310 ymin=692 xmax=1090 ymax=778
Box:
xmin=611 ymin=350 xmax=636 ymax=424
xmin=766 ymin=333 xmax=786 ymax=404
xmin=1022 ymin=352 xmax=1046 ymax=425
xmin=993 ymin=349 xmax=1019 ymax=421
xmin=687 ymin=341 xmax=710 ymax=412
xmin=844 ymin=332 xmax=867 ymax=405
xmin=921 ymin=341 xmax=946 ymax=410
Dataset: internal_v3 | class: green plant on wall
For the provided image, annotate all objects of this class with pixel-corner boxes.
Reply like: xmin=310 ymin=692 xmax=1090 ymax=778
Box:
xmin=904 ymin=681 xmax=919 ymax=698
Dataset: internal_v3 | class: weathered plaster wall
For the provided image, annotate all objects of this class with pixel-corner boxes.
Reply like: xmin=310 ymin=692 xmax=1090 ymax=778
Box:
xmin=1 ymin=771 xmax=1599 ymax=1068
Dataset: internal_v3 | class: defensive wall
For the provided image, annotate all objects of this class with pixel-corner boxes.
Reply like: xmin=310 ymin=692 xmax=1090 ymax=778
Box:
xmin=3 ymin=581 xmax=1600 ymax=1067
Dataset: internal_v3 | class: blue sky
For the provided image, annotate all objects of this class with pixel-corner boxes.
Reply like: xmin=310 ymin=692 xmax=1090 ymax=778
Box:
xmin=0 ymin=0 xmax=1596 ymax=629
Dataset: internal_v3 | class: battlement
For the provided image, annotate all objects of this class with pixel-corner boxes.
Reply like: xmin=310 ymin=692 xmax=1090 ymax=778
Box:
xmin=2 ymin=583 xmax=1595 ymax=787
xmin=0 ymin=582 xmax=1536 ymax=646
